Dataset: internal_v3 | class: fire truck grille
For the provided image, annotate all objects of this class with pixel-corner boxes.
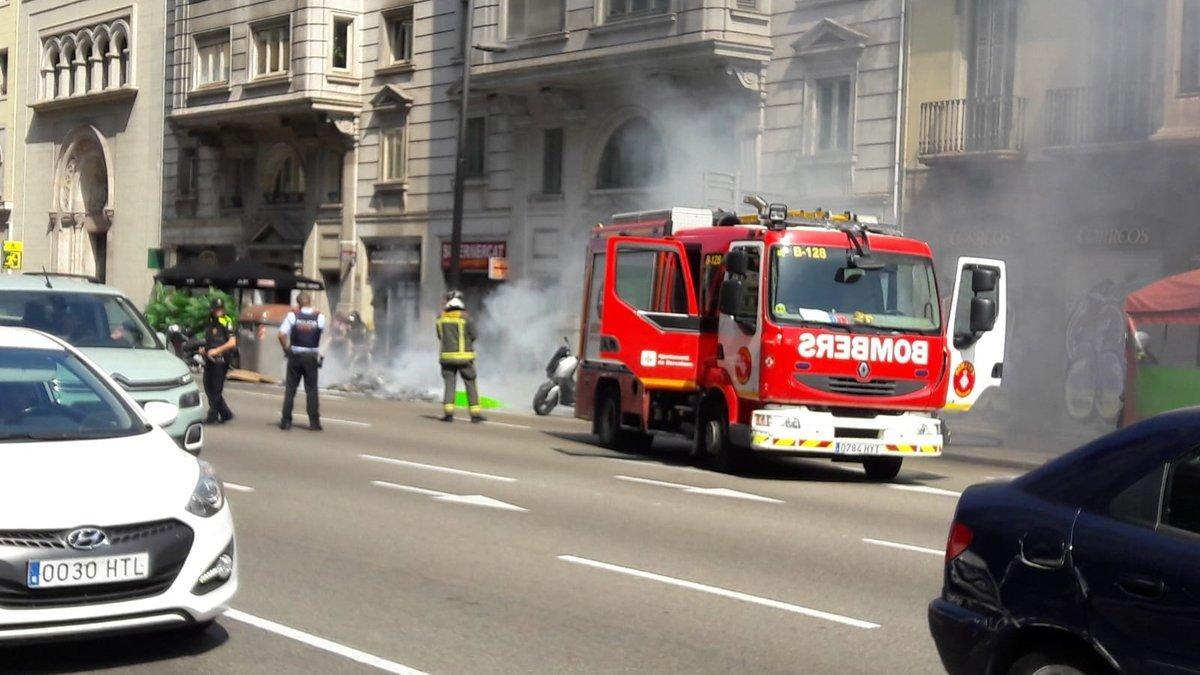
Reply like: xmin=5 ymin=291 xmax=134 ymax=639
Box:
xmin=796 ymin=375 xmax=926 ymax=397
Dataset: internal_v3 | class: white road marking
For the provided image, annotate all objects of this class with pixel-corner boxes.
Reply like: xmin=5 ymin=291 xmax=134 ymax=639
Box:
xmin=224 ymin=609 xmax=426 ymax=674
xmin=558 ymin=555 xmax=879 ymax=629
xmin=226 ymin=389 xmax=281 ymax=399
xmin=984 ymin=475 xmax=1017 ymax=481
xmin=324 ymin=417 xmax=372 ymax=427
xmin=887 ymin=484 xmax=962 ymax=498
xmin=862 ymin=538 xmax=943 ymax=557
xmin=361 ymin=454 xmax=517 ymax=483
xmin=484 ymin=420 xmax=530 ymax=429
xmin=615 ymin=475 xmax=784 ymax=504
xmin=223 ymin=482 xmax=255 ymax=493
xmin=372 ymin=480 xmax=527 ymax=512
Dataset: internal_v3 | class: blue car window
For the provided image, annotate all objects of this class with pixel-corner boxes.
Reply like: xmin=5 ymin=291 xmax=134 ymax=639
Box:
xmin=1163 ymin=452 xmax=1200 ymax=535
xmin=1109 ymin=464 xmax=1167 ymax=528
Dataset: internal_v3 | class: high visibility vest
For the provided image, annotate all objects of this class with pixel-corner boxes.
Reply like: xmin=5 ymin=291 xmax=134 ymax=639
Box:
xmin=435 ymin=311 xmax=475 ymax=363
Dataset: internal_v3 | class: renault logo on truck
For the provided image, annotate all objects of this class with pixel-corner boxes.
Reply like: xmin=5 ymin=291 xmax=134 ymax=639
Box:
xmin=797 ymin=332 xmax=930 ymax=366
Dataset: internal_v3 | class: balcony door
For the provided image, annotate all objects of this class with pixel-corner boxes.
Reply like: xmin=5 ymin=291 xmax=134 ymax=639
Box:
xmin=967 ymin=0 xmax=1018 ymax=151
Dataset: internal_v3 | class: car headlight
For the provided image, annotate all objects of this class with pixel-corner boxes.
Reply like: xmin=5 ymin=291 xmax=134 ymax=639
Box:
xmin=186 ymin=461 xmax=225 ymax=517
xmin=179 ymin=390 xmax=201 ymax=408
xmin=179 ymin=373 xmax=194 ymax=386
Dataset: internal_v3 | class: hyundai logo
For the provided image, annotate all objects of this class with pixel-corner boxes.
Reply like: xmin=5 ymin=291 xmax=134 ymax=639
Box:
xmin=856 ymin=361 xmax=872 ymax=381
xmin=66 ymin=528 xmax=108 ymax=551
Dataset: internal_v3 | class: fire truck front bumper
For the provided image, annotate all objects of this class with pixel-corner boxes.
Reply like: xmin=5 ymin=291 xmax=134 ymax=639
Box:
xmin=749 ymin=407 xmax=943 ymax=458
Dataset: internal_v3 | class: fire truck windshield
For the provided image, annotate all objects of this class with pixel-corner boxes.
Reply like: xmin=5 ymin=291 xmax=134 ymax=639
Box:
xmin=769 ymin=246 xmax=941 ymax=333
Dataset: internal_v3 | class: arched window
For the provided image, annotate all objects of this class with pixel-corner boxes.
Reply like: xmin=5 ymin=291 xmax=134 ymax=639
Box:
xmin=596 ymin=117 xmax=665 ymax=190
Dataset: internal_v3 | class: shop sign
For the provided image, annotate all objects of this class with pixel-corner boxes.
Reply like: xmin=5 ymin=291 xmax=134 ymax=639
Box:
xmin=488 ymin=257 xmax=509 ymax=281
xmin=441 ymin=241 xmax=506 ymax=272
xmin=1076 ymin=227 xmax=1151 ymax=247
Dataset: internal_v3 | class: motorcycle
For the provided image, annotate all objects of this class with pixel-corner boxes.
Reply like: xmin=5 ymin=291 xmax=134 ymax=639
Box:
xmin=533 ymin=337 xmax=578 ymax=416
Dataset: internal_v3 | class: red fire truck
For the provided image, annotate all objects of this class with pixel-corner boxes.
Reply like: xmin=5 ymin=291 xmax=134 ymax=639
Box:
xmin=575 ymin=198 xmax=1007 ymax=480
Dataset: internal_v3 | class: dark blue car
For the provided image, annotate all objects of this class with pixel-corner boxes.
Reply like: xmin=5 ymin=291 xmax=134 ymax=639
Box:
xmin=929 ymin=408 xmax=1200 ymax=675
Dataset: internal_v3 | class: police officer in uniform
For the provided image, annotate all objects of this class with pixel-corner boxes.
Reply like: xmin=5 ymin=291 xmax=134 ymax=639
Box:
xmin=436 ymin=294 xmax=485 ymax=423
xmin=200 ymin=298 xmax=237 ymax=424
xmin=278 ymin=292 xmax=326 ymax=431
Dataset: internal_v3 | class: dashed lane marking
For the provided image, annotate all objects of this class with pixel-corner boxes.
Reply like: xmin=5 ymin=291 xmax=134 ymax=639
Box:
xmin=557 ymin=555 xmax=879 ymax=629
xmin=615 ymin=475 xmax=784 ymax=504
xmin=225 ymin=608 xmax=426 ymax=674
xmin=886 ymin=484 xmax=962 ymax=498
xmin=861 ymin=538 xmax=943 ymax=557
xmin=324 ymin=417 xmax=373 ymax=427
xmin=361 ymin=454 xmax=517 ymax=483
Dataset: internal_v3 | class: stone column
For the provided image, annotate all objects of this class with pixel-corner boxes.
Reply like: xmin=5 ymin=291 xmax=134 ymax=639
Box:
xmin=337 ymin=120 xmax=360 ymax=314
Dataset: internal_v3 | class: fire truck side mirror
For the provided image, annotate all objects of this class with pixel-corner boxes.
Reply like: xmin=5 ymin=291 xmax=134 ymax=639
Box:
xmin=972 ymin=267 xmax=999 ymax=293
xmin=719 ymin=279 xmax=744 ymax=316
xmin=969 ymin=297 xmax=998 ymax=334
xmin=725 ymin=250 xmax=749 ymax=276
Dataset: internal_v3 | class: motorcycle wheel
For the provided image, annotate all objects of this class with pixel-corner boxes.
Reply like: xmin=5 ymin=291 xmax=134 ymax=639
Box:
xmin=533 ymin=382 xmax=559 ymax=416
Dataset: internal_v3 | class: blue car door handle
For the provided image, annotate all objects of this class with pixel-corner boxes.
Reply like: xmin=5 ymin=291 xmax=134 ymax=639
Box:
xmin=1117 ymin=574 xmax=1165 ymax=599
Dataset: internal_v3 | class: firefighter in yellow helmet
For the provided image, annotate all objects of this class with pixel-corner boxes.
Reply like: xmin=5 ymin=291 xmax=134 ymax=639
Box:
xmin=436 ymin=294 xmax=485 ymax=422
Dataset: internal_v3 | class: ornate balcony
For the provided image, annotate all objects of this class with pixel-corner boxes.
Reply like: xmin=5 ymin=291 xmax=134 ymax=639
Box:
xmin=1045 ymin=82 xmax=1161 ymax=149
xmin=918 ymin=96 xmax=1028 ymax=163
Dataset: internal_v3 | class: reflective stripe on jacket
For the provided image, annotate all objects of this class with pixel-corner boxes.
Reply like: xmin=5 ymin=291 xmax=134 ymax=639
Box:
xmin=435 ymin=310 xmax=476 ymax=363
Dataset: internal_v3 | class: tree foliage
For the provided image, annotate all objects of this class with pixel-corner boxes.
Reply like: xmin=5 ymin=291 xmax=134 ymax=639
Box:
xmin=144 ymin=285 xmax=237 ymax=337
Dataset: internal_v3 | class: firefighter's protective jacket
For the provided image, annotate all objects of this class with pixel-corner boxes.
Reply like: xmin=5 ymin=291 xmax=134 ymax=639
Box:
xmin=435 ymin=310 xmax=476 ymax=364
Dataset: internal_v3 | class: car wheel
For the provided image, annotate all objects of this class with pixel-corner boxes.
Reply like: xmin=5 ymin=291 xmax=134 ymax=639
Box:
xmin=863 ymin=457 xmax=903 ymax=481
xmin=1008 ymin=648 xmax=1101 ymax=675
xmin=596 ymin=392 xmax=622 ymax=449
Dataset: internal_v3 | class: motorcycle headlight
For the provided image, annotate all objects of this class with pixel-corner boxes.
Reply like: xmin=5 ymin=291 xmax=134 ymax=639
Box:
xmin=186 ymin=461 xmax=225 ymax=517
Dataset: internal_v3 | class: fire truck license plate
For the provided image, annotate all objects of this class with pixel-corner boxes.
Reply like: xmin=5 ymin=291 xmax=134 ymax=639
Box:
xmin=835 ymin=441 xmax=882 ymax=456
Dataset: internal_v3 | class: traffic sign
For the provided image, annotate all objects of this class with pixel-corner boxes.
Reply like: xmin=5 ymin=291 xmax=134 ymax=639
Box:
xmin=2 ymin=241 xmax=23 ymax=271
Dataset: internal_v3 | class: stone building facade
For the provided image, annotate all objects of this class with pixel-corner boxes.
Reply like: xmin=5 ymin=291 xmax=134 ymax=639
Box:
xmin=0 ymin=0 xmax=15 ymax=233
xmin=903 ymin=0 xmax=1200 ymax=441
xmin=160 ymin=0 xmax=909 ymax=352
xmin=7 ymin=0 xmax=167 ymax=300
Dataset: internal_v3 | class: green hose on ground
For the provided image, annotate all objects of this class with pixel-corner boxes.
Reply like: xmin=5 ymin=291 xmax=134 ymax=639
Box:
xmin=455 ymin=391 xmax=503 ymax=409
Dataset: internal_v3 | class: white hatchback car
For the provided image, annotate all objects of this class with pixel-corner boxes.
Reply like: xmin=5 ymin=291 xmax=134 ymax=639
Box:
xmin=0 ymin=327 xmax=236 ymax=642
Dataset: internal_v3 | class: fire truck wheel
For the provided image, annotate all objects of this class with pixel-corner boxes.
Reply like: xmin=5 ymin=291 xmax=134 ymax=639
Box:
xmin=862 ymin=457 xmax=903 ymax=481
xmin=700 ymin=399 xmax=745 ymax=473
xmin=596 ymin=393 xmax=623 ymax=449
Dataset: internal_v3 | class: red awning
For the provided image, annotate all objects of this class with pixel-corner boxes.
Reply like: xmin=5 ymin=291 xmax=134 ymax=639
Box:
xmin=1125 ymin=269 xmax=1200 ymax=325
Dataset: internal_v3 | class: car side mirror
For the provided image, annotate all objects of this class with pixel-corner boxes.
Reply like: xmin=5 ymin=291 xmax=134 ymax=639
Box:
xmin=725 ymin=250 xmax=749 ymax=276
xmin=143 ymin=401 xmax=180 ymax=430
xmin=156 ymin=331 xmax=168 ymax=345
xmin=972 ymin=267 xmax=999 ymax=293
xmin=719 ymin=279 xmax=744 ymax=316
xmin=969 ymin=297 xmax=997 ymax=334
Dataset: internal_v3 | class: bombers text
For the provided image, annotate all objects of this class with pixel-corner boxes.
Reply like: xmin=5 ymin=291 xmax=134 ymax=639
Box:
xmin=797 ymin=332 xmax=930 ymax=366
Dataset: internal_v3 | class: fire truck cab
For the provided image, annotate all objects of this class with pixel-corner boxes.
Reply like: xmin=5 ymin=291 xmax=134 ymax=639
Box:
xmin=575 ymin=198 xmax=1007 ymax=480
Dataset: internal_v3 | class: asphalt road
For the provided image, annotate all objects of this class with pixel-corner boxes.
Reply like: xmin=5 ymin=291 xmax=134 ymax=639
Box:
xmin=0 ymin=385 xmax=1027 ymax=674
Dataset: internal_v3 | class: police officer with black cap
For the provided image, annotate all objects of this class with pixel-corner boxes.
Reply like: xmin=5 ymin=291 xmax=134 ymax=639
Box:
xmin=278 ymin=292 xmax=326 ymax=431
xmin=200 ymin=297 xmax=237 ymax=424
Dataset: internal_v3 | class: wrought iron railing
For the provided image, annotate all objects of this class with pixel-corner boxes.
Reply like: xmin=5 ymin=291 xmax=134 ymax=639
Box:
xmin=918 ymin=96 xmax=1028 ymax=158
xmin=1045 ymin=82 xmax=1161 ymax=147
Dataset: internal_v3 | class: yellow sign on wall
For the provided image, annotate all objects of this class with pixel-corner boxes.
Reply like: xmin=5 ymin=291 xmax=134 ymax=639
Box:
xmin=2 ymin=241 xmax=23 ymax=271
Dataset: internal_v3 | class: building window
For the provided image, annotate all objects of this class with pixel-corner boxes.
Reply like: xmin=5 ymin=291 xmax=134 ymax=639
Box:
xmin=385 ymin=9 xmax=414 ymax=64
xmin=606 ymin=0 xmax=668 ymax=21
xmin=507 ymin=0 xmax=564 ymax=39
xmin=736 ymin=0 xmax=758 ymax=8
xmin=1183 ymin=0 xmax=1200 ymax=94
xmin=381 ymin=127 xmax=408 ymax=182
xmin=264 ymin=147 xmax=305 ymax=204
xmin=542 ymin=128 xmax=563 ymax=195
xmin=464 ymin=117 xmax=486 ymax=178
xmin=178 ymin=148 xmax=198 ymax=197
xmin=596 ymin=118 xmax=664 ymax=190
xmin=39 ymin=19 xmax=131 ymax=101
xmin=326 ymin=153 xmax=344 ymax=203
xmin=969 ymin=0 xmax=1017 ymax=98
xmin=193 ymin=31 xmax=229 ymax=89
xmin=332 ymin=17 xmax=353 ymax=71
xmin=253 ymin=21 xmax=291 ymax=78
xmin=0 ymin=50 xmax=8 ymax=97
xmin=816 ymin=76 xmax=852 ymax=152
xmin=220 ymin=157 xmax=244 ymax=209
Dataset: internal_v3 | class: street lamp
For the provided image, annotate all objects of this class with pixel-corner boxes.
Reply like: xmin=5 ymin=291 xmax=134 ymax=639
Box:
xmin=447 ymin=0 xmax=507 ymax=291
